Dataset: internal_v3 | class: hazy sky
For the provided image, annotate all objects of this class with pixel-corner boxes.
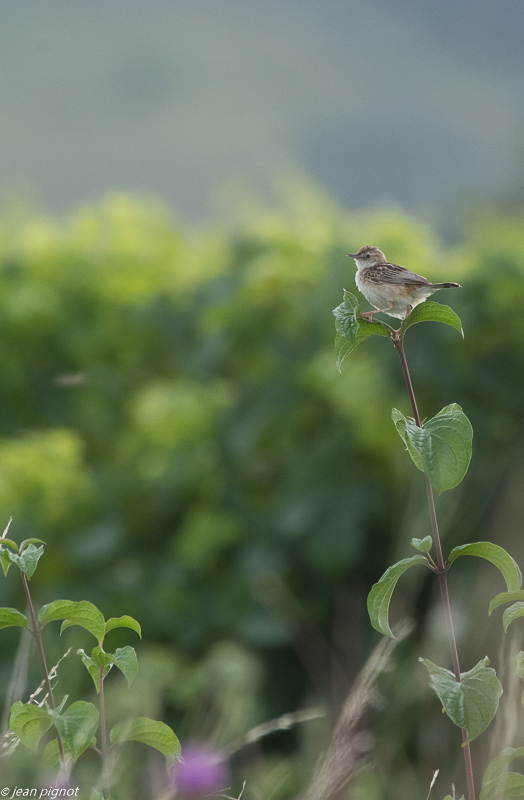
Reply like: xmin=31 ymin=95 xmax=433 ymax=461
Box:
xmin=1 ymin=1 xmax=524 ymax=222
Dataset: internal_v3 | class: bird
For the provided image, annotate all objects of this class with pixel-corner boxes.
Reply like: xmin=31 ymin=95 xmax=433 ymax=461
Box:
xmin=347 ymin=245 xmax=461 ymax=321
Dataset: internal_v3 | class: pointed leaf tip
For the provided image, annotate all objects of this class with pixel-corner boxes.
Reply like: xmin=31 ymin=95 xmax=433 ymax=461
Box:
xmin=448 ymin=543 xmax=522 ymax=593
xmin=104 ymin=615 xmax=142 ymax=639
xmin=110 ymin=717 xmax=181 ymax=758
xmin=502 ymin=602 xmax=524 ymax=633
xmin=367 ymin=555 xmax=429 ymax=637
xmin=488 ymin=590 xmax=524 ymax=617
xmin=400 ymin=301 xmax=463 ymax=338
xmin=0 ymin=607 xmax=28 ymax=630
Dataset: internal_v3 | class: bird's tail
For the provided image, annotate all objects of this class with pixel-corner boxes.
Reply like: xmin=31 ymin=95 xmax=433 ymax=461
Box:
xmin=432 ymin=282 xmax=461 ymax=289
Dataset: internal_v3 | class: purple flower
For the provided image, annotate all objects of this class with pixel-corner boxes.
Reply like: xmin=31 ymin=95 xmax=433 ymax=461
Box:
xmin=173 ymin=744 xmax=230 ymax=797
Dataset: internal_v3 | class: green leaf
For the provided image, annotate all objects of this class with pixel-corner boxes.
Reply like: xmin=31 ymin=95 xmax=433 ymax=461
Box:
xmin=489 ymin=590 xmax=524 ymax=616
xmin=516 ymin=651 xmax=524 ymax=683
xmin=105 ymin=615 xmax=142 ymax=639
xmin=411 ymin=536 xmax=433 ymax=553
xmin=392 ymin=404 xmax=473 ymax=494
xmin=503 ymin=773 xmax=524 ymax=798
xmin=78 ymin=645 xmax=138 ymax=691
xmin=367 ymin=555 xmax=429 ymax=637
xmin=19 ymin=538 xmax=46 ymax=552
xmin=9 ymin=701 xmax=52 ymax=751
xmin=48 ymin=701 xmax=99 ymax=762
xmin=0 ymin=607 xmax=28 ymax=630
xmin=7 ymin=544 xmax=44 ymax=579
xmin=89 ymin=645 xmax=115 ymax=669
xmin=333 ymin=290 xmax=390 ymax=369
xmin=517 ymin=652 xmax=524 ymax=711
xmin=111 ymin=646 xmax=139 ymax=688
xmin=480 ymin=747 xmax=524 ymax=800
xmin=39 ymin=600 xmax=106 ymax=643
xmin=0 ymin=548 xmax=12 ymax=576
xmin=448 ymin=543 xmax=522 ymax=593
xmin=110 ymin=717 xmax=181 ymax=759
xmin=420 ymin=657 xmax=502 ymax=745
xmin=42 ymin=738 xmax=72 ymax=772
xmin=78 ymin=648 xmax=112 ymax=693
xmin=0 ymin=538 xmax=19 ymax=553
xmin=502 ymin=603 xmax=524 ymax=633
xmin=400 ymin=301 xmax=463 ymax=338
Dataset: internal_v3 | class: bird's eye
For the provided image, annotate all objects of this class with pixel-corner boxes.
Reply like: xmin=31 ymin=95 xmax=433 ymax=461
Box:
xmin=365 ymin=254 xmax=370 ymax=259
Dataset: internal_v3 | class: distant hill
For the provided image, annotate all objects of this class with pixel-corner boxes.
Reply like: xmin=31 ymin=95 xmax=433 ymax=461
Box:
xmin=1 ymin=0 xmax=523 ymax=221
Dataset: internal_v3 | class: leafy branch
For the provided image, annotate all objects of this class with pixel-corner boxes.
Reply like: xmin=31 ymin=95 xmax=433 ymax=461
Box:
xmin=333 ymin=292 xmax=517 ymax=800
xmin=0 ymin=527 xmax=180 ymax=798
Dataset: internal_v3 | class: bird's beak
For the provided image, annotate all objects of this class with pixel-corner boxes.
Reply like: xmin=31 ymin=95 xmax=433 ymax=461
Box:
xmin=347 ymin=253 xmax=358 ymax=258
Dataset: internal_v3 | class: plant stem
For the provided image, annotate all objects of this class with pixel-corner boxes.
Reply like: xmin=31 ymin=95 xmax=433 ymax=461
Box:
xmin=22 ymin=573 xmax=67 ymax=769
xmin=393 ymin=335 xmax=476 ymax=800
xmin=99 ymin=668 xmax=111 ymax=799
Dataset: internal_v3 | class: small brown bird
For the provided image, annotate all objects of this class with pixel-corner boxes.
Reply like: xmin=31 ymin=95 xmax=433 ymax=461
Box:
xmin=347 ymin=245 xmax=461 ymax=321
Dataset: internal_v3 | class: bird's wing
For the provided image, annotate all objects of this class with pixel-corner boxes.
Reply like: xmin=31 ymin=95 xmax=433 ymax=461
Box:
xmin=365 ymin=263 xmax=431 ymax=286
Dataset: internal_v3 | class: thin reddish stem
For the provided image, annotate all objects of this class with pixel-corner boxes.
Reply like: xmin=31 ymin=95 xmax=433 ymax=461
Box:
xmin=22 ymin=573 xmax=67 ymax=769
xmin=393 ymin=335 xmax=476 ymax=800
xmin=99 ymin=667 xmax=111 ymax=798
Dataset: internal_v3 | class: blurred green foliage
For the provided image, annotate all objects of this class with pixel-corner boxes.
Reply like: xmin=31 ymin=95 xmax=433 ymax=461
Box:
xmin=1 ymin=186 xmax=524 ymax=797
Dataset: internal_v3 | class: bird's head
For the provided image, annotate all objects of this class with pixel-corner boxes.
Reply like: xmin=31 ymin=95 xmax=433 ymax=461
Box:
xmin=347 ymin=245 xmax=387 ymax=270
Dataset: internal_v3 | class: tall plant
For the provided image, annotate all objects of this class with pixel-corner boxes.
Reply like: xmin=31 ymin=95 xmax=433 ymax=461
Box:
xmin=334 ymin=291 xmax=524 ymax=800
xmin=0 ymin=523 xmax=180 ymax=799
